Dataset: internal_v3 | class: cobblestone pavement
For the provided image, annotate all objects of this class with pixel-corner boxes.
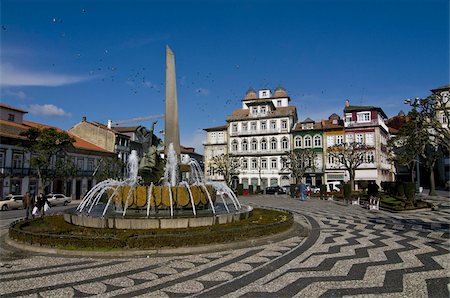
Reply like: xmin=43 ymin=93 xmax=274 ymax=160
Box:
xmin=0 ymin=195 xmax=449 ymax=297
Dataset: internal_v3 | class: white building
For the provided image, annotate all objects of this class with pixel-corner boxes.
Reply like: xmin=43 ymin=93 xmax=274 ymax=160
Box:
xmin=203 ymin=125 xmax=228 ymax=182
xmin=226 ymin=87 xmax=297 ymax=191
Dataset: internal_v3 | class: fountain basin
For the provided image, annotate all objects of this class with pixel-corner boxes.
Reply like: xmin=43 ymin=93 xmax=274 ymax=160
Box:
xmin=65 ymin=204 xmax=252 ymax=229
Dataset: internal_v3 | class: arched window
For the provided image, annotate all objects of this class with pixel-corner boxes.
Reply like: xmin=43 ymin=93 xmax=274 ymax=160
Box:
xmin=270 ymin=138 xmax=277 ymax=150
xmin=231 ymin=140 xmax=238 ymax=152
xmin=242 ymin=158 xmax=248 ymax=169
xmin=294 ymin=136 xmax=302 ymax=148
xmin=304 ymin=135 xmax=312 ymax=147
xmin=281 ymin=137 xmax=289 ymax=150
xmin=251 ymin=138 xmax=257 ymax=151
xmin=242 ymin=139 xmax=248 ymax=151
xmin=314 ymin=135 xmax=322 ymax=147
xmin=260 ymin=138 xmax=267 ymax=151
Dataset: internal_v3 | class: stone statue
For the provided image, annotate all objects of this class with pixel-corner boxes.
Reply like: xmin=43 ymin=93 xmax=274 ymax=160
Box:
xmin=137 ymin=121 xmax=164 ymax=184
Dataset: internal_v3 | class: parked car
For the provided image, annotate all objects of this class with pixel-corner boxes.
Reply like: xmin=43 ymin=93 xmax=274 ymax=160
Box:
xmin=46 ymin=194 xmax=72 ymax=206
xmin=312 ymin=186 xmax=321 ymax=193
xmin=265 ymin=186 xmax=286 ymax=195
xmin=0 ymin=194 xmax=24 ymax=211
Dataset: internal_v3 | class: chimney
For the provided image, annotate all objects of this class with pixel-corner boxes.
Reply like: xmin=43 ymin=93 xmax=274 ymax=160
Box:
xmin=345 ymin=99 xmax=350 ymax=107
xmin=321 ymin=118 xmax=325 ymax=126
xmin=82 ymin=116 xmax=87 ymax=122
xmin=107 ymin=120 xmax=112 ymax=129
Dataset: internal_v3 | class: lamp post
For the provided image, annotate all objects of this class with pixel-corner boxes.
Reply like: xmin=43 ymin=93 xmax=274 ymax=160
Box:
xmin=404 ymin=98 xmax=421 ymax=193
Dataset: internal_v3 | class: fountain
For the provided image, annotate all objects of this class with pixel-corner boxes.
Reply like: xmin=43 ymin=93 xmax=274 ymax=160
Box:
xmin=65 ymin=46 xmax=250 ymax=230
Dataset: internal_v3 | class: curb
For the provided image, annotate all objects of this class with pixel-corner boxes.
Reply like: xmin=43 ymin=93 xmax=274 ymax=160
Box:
xmin=5 ymin=221 xmax=307 ymax=257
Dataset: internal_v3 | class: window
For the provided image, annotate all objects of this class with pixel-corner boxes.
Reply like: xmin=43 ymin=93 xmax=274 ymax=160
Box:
xmin=281 ymin=120 xmax=288 ymax=129
xmin=356 ymin=133 xmax=364 ymax=143
xmin=277 ymin=100 xmax=282 ymax=106
xmin=367 ymin=151 xmax=375 ymax=163
xmin=260 ymin=121 xmax=267 ymax=130
xmin=251 ymin=107 xmax=257 ymax=115
xmin=294 ymin=136 xmax=302 ymax=148
xmin=250 ymin=122 xmax=257 ymax=131
xmin=336 ymin=135 xmax=343 ymax=144
xmin=328 ymin=154 xmax=334 ymax=164
xmin=365 ymin=133 xmax=374 ymax=146
xmin=346 ymin=133 xmax=354 ymax=143
xmin=260 ymin=106 xmax=266 ymax=114
xmin=251 ymin=158 xmax=257 ymax=169
xmin=242 ymin=122 xmax=248 ymax=131
xmin=260 ymin=139 xmax=267 ymax=150
xmin=12 ymin=153 xmax=23 ymax=168
xmin=345 ymin=113 xmax=352 ymax=123
xmin=87 ymin=159 xmax=95 ymax=171
xmin=357 ymin=112 xmax=371 ymax=122
xmin=8 ymin=114 xmax=15 ymax=122
xmin=262 ymin=91 xmax=267 ymax=96
xmin=231 ymin=140 xmax=238 ymax=151
xmin=271 ymin=158 xmax=277 ymax=169
xmin=304 ymin=135 xmax=312 ymax=147
xmin=242 ymin=159 xmax=248 ymax=169
xmin=210 ymin=132 xmax=216 ymax=142
xmin=314 ymin=135 xmax=322 ymax=147
xmin=0 ymin=151 xmax=4 ymax=168
xmin=270 ymin=138 xmax=277 ymax=150
xmin=270 ymin=120 xmax=277 ymax=130
xmin=281 ymin=137 xmax=289 ymax=150
xmin=77 ymin=158 xmax=84 ymax=170
xmin=443 ymin=115 xmax=448 ymax=124
xmin=232 ymin=124 xmax=238 ymax=132
xmin=261 ymin=158 xmax=267 ymax=169
xmin=242 ymin=139 xmax=248 ymax=151
xmin=251 ymin=138 xmax=257 ymax=151
xmin=218 ymin=132 xmax=224 ymax=143
xmin=327 ymin=135 xmax=334 ymax=146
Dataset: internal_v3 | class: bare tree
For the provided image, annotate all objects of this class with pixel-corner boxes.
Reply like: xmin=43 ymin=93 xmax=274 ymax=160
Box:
xmin=281 ymin=150 xmax=318 ymax=184
xmin=209 ymin=153 xmax=241 ymax=187
xmin=327 ymin=142 xmax=367 ymax=191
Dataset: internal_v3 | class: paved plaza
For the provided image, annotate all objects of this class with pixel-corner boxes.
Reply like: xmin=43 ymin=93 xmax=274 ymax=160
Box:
xmin=1 ymin=195 xmax=449 ymax=297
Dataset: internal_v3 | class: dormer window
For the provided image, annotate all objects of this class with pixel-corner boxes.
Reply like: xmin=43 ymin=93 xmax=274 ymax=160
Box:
xmin=242 ymin=122 xmax=248 ymax=131
xmin=277 ymin=100 xmax=282 ymax=107
xmin=357 ymin=112 xmax=371 ymax=122
xmin=251 ymin=107 xmax=257 ymax=115
xmin=260 ymin=106 xmax=266 ymax=114
xmin=262 ymin=91 xmax=267 ymax=96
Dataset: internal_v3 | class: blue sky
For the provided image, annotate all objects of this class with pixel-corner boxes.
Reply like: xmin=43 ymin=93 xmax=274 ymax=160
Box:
xmin=1 ymin=0 xmax=448 ymax=153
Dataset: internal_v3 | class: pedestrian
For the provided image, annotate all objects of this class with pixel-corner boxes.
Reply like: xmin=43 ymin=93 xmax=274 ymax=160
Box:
xmin=23 ymin=192 xmax=34 ymax=220
xmin=36 ymin=193 xmax=49 ymax=217
xmin=299 ymin=183 xmax=307 ymax=201
xmin=367 ymin=181 xmax=379 ymax=198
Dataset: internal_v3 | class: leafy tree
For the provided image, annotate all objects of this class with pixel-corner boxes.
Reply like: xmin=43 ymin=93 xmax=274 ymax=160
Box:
xmin=93 ymin=157 xmax=125 ymax=181
xmin=20 ymin=127 xmax=75 ymax=194
xmin=327 ymin=142 xmax=367 ymax=191
xmin=281 ymin=149 xmax=318 ymax=184
xmin=209 ymin=153 xmax=241 ymax=187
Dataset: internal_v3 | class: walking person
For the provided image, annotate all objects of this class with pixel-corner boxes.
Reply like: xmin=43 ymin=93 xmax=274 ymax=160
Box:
xmin=23 ymin=192 xmax=34 ymax=220
xmin=299 ymin=182 xmax=307 ymax=201
xmin=36 ymin=193 xmax=49 ymax=217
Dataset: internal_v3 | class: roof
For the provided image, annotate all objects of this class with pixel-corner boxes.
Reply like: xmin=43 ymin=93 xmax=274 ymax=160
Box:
xmin=112 ymin=126 xmax=141 ymax=133
xmin=227 ymin=106 xmax=297 ymax=121
xmin=0 ymin=103 xmax=28 ymax=113
xmin=322 ymin=119 xmax=345 ymax=130
xmin=0 ymin=120 xmax=114 ymax=154
xmin=386 ymin=114 xmax=409 ymax=131
xmin=344 ymin=105 xmax=388 ymax=119
xmin=203 ymin=124 xmax=228 ymax=132
xmin=301 ymin=117 xmax=314 ymax=123
xmin=241 ymin=95 xmax=291 ymax=102
xmin=329 ymin=113 xmax=340 ymax=120
xmin=293 ymin=121 xmax=322 ymax=131
xmin=431 ymin=84 xmax=450 ymax=93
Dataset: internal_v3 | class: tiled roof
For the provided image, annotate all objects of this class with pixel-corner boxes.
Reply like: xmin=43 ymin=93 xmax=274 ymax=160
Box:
xmin=431 ymin=84 xmax=450 ymax=92
xmin=204 ymin=124 xmax=228 ymax=131
xmin=2 ymin=120 xmax=114 ymax=154
xmin=322 ymin=119 xmax=344 ymax=130
xmin=227 ymin=106 xmax=297 ymax=121
xmin=0 ymin=103 xmax=28 ymax=113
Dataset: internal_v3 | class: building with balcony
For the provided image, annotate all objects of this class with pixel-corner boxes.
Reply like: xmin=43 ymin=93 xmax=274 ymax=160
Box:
xmin=322 ymin=113 xmax=347 ymax=184
xmin=292 ymin=118 xmax=324 ymax=186
xmin=203 ymin=124 xmax=228 ymax=182
xmin=225 ymin=86 xmax=297 ymax=191
xmin=343 ymin=100 xmax=394 ymax=185
xmin=0 ymin=104 xmax=116 ymax=199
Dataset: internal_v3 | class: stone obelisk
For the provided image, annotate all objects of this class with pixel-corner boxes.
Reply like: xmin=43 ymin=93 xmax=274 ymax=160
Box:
xmin=165 ymin=45 xmax=181 ymax=156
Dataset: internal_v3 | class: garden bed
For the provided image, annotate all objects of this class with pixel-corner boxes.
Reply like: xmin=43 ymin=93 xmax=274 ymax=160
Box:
xmin=9 ymin=208 xmax=294 ymax=250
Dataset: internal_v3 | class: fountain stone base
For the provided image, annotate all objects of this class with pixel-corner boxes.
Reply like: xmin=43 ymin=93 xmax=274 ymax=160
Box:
xmin=64 ymin=205 xmax=253 ymax=230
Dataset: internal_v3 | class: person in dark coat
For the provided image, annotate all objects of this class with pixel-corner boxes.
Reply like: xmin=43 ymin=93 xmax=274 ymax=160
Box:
xmin=36 ymin=193 xmax=49 ymax=217
xmin=367 ymin=181 xmax=379 ymax=198
xmin=299 ymin=183 xmax=307 ymax=201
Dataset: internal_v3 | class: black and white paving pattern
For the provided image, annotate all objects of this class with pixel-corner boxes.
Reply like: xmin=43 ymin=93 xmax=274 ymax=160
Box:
xmin=1 ymin=196 xmax=449 ymax=297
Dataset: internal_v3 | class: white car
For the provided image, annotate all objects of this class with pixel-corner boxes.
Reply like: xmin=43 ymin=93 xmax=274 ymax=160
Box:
xmin=46 ymin=194 xmax=72 ymax=206
xmin=0 ymin=195 xmax=24 ymax=211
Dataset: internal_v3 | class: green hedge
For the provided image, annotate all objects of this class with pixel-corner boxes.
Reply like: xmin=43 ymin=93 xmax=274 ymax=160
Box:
xmin=9 ymin=209 xmax=294 ymax=250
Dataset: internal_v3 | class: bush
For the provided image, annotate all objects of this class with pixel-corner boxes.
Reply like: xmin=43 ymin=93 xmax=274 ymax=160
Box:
xmin=397 ymin=183 xmax=405 ymax=197
xmin=403 ymin=182 xmax=416 ymax=202
xmin=359 ymin=180 xmax=369 ymax=194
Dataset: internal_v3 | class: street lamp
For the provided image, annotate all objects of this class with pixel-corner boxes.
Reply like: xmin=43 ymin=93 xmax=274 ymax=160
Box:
xmin=404 ymin=97 xmax=421 ymax=193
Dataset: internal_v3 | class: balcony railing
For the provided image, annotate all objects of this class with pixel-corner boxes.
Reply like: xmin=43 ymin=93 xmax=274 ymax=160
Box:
xmin=229 ymin=149 xmax=289 ymax=155
xmin=230 ymin=128 xmax=289 ymax=136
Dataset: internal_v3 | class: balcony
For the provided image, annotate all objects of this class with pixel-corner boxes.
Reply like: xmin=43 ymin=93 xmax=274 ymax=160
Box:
xmin=230 ymin=129 xmax=289 ymax=137
xmin=230 ymin=149 xmax=289 ymax=156
xmin=344 ymin=119 xmax=389 ymax=132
